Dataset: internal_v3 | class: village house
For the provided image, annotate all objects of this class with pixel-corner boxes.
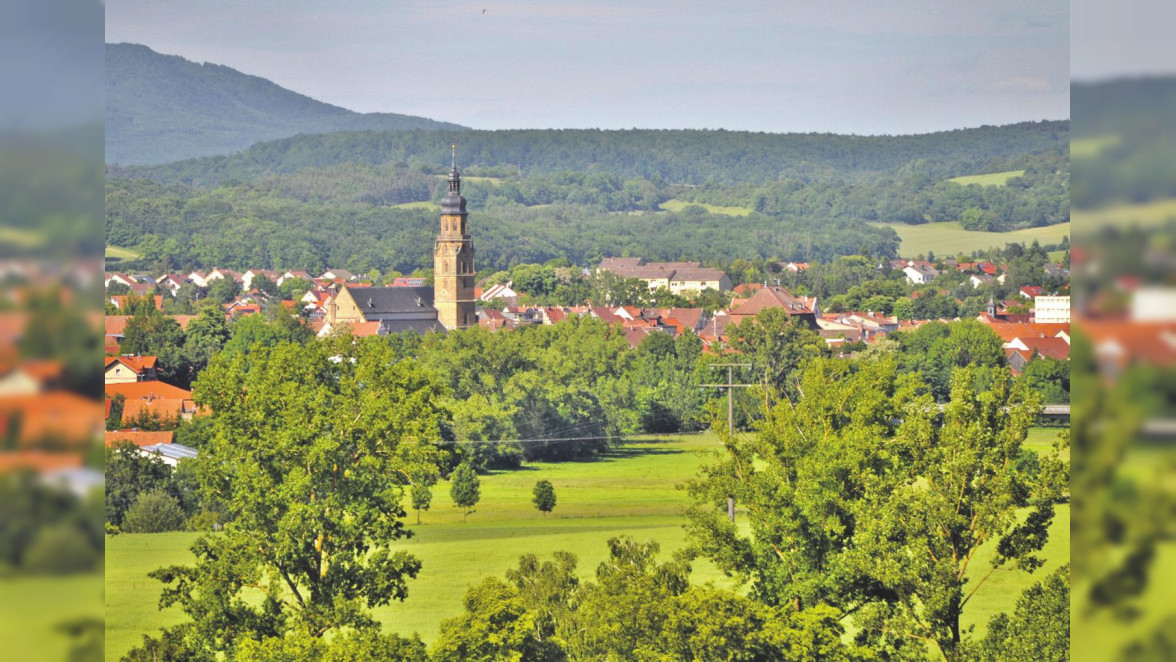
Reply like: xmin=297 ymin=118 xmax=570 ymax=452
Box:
xmin=319 ymin=268 xmax=356 ymax=281
xmin=104 ymin=356 xmax=158 ymax=384
xmin=277 ymin=270 xmax=314 ymax=286
xmin=969 ymin=273 xmax=995 ymax=288
xmin=242 ymin=269 xmax=280 ymax=291
xmin=156 ymin=273 xmax=190 ymax=296
xmin=480 ymin=282 xmax=520 ymax=307
xmin=727 ymin=285 xmax=821 ymax=329
xmin=903 ymin=263 xmax=940 ymax=285
xmin=596 ymin=258 xmax=731 ymax=294
xmin=105 ymin=381 xmax=199 ymax=426
xmin=0 ymin=360 xmax=63 ymax=395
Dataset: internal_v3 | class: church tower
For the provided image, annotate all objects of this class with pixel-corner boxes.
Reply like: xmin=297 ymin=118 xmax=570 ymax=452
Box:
xmin=434 ymin=147 xmax=476 ymax=329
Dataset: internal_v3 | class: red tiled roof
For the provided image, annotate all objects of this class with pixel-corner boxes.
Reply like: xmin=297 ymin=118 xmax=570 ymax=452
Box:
xmin=338 ymin=321 xmax=382 ymax=337
xmin=1019 ymin=337 xmax=1070 ymax=361
xmin=0 ymin=392 xmax=103 ymax=445
xmin=0 ymin=451 xmax=83 ymax=473
xmin=105 ymin=381 xmax=192 ymax=401
xmin=105 ymin=430 xmax=175 ymax=447
xmin=6 ymin=360 xmax=64 ymax=384
xmin=120 ymin=397 xmax=193 ymax=424
xmin=104 ymin=355 xmax=158 ymax=374
xmin=730 ymin=286 xmax=816 ymax=317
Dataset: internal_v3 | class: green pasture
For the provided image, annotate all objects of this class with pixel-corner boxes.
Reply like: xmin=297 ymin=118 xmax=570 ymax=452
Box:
xmin=1071 ymin=134 xmax=1120 ymax=158
xmin=874 ymin=221 xmax=1071 ymax=257
xmin=391 ymin=201 xmax=439 ymax=210
xmin=659 ymin=198 xmax=753 ymax=216
xmin=0 ymin=226 xmax=46 ymax=249
xmin=105 ymin=430 xmax=1070 ymax=659
xmin=1072 ymin=198 xmax=1176 ymax=233
xmin=104 ymin=245 xmax=142 ymax=260
xmin=947 ymin=170 xmax=1025 ymax=187
xmin=0 ymin=574 xmax=104 ymax=662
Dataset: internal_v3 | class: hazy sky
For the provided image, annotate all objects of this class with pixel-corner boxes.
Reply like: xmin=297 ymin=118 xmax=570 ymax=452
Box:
xmin=105 ymin=0 xmax=1070 ymax=134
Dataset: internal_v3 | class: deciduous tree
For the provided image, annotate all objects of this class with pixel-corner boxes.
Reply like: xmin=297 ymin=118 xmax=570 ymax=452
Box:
xmin=127 ymin=338 xmax=449 ymax=658
xmin=532 ymin=480 xmax=556 ymax=517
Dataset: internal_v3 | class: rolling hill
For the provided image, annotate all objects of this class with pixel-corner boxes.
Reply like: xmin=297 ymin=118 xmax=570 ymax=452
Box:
xmin=105 ymin=43 xmax=466 ymax=165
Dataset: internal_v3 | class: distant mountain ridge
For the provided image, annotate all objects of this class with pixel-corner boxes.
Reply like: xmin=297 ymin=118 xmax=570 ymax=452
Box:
xmin=105 ymin=43 xmax=466 ymax=165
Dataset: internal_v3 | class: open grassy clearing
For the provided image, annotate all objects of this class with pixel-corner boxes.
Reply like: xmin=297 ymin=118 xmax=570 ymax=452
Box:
xmin=104 ymin=245 xmax=142 ymax=260
xmin=105 ymin=430 xmax=1069 ymax=658
xmin=659 ymin=198 xmax=753 ymax=216
xmin=391 ymin=201 xmax=439 ymax=210
xmin=1072 ymin=198 xmax=1176 ymax=233
xmin=947 ymin=170 xmax=1025 ymax=187
xmin=0 ymin=575 xmax=104 ymax=662
xmin=0 ymin=226 xmax=46 ymax=249
xmin=874 ymin=221 xmax=1071 ymax=257
xmin=1071 ymin=134 xmax=1120 ymax=158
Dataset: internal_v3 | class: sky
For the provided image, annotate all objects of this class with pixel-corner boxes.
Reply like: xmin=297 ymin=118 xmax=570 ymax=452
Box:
xmin=104 ymin=0 xmax=1072 ymax=135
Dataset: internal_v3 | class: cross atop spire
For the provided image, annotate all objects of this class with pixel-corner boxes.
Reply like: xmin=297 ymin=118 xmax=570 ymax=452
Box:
xmin=451 ymin=144 xmax=457 ymax=171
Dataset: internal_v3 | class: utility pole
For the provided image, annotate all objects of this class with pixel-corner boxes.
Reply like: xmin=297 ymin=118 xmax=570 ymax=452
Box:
xmin=703 ymin=362 xmax=752 ymax=523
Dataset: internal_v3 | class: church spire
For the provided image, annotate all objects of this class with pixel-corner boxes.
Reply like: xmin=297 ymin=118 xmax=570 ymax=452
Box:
xmin=441 ymin=144 xmax=466 ymax=215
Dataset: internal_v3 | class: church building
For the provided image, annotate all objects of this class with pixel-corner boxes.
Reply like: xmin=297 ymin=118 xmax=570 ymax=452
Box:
xmin=324 ymin=149 xmax=476 ymax=333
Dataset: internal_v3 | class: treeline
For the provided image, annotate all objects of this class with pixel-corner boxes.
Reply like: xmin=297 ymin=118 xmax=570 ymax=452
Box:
xmin=104 ymin=176 xmax=902 ymax=276
xmin=680 ymin=149 xmax=1069 ymax=231
xmin=107 ymin=121 xmax=1069 ymax=187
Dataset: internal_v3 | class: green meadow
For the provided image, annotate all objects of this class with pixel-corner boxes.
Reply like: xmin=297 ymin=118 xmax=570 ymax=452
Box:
xmin=1071 ymin=134 xmax=1120 ymax=158
xmin=1072 ymin=198 xmax=1176 ymax=233
xmin=874 ymin=221 xmax=1071 ymax=257
xmin=658 ymin=198 xmax=753 ymax=216
xmin=105 ymin=431 xmax=1070 ymax=659
xmin=947 ymin=170 xmax=1025 ymax=186
xmin=0 ymin=575 xmax=104 ymax=662
xmin=104 ymin=245 xmax=142 ymax=261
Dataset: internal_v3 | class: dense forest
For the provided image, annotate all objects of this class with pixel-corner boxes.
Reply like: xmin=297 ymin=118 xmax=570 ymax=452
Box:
xmin=109 ymin=121 xmax=1067 ymax=186
xmin=106 ymin=122 xmax=1068 ymax=274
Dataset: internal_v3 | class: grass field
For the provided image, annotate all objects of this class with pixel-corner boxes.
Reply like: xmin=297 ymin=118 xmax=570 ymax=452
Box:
xmin=1071 ymin=134 xmax=1120 ymax=159
xmin=947 ymin=170 xmax=1025 ymax=187
xmin=0 ymin=575 xmax=104 ymax=662
xmin=659 ymin=198 xmax=753 ymax=216
xmin=0 ymin=226 xmax=46 ymax=249
xmin=105 ymin=431 xmax=1069 ymax=659
xmin=1072 ymin=198 xmax=1176 ymax=233
xmin=104 ymin=245 xmax=141 ymax=260
xmin=875 ymin=221 xmax=1071 ymax=257
xmin=391 ymin=201 xmax=439 ymax=210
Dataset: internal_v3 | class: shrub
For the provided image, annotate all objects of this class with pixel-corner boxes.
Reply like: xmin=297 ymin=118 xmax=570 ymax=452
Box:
xmin=20 ymin=523 xmax=99 ymax=574
xmin=122 ymin=489 xmax=186 ymax=533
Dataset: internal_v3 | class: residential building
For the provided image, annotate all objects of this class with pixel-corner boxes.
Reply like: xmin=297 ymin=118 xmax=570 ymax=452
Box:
xmin=104 ymin=356 xmax=158 ymax=384
xmin=596 ymin=258 xmax=731 ymax=294
xmin=903 ymin=263 xmax=940 ymax=285
xmin=1034 ymin=296 xmax=1071 ymax=324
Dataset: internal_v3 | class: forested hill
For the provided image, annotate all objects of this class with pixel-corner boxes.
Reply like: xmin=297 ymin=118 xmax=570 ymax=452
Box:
xmin=105 ymin=43 xmax=467 ymax=165
xmin=108 ymin=120 xmax=1069 ymax=187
